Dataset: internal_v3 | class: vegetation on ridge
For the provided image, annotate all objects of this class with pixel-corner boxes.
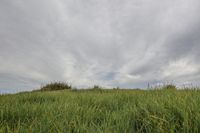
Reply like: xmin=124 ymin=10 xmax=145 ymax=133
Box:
xmin=40 ymin=82 xmax=72 ymax=91
xmin=0 ymin=83 xmax=200 ymax=132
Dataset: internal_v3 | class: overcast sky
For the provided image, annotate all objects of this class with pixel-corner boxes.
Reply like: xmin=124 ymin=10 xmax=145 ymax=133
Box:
xmin=0 ymin=0 xmax=200 ymax=93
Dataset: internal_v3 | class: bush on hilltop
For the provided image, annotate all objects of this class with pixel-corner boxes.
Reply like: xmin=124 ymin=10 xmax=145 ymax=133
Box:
xmin=40 ymin=82 xmax=72 ymax=91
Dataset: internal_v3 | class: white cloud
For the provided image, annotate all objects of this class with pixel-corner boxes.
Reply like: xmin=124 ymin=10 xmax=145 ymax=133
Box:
xmin=163 ymin=58 xmax=199 ymax=78
xmin=0 ymin=0 xmax=200 ymax=91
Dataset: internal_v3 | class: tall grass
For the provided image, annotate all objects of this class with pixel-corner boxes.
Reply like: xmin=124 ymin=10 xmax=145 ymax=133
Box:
xmin=1 ymin=89 xmax=200 ymax=132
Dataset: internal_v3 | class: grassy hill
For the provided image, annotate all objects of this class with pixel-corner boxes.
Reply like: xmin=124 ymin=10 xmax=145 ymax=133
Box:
xmin=1 ymin=87 xmax=200 ymax=132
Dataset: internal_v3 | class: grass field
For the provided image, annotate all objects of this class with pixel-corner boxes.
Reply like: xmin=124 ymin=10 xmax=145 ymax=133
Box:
xmin=1 ymin=88 xmax=200 ymax=133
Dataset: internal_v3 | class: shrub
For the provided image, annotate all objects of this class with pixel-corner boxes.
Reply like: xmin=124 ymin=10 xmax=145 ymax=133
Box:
xmin=113 ymin=87 xmax=120 ymax=90
xmin=40 ymin=82 xmax=72 ymax=91
xmin=93 ymin=85 xmax=101 ymax=90
xmin=162 ymin=84 xmax=177 ymax=90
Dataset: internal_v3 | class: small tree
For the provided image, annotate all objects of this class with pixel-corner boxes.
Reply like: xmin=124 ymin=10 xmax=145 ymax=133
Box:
xmin=93 ymin=85 xmax=101 ymax=90
xmin=40 ymin=82 xmax=72 ymax=91
xmin=162 ymin=84 xmax=177 ymax=90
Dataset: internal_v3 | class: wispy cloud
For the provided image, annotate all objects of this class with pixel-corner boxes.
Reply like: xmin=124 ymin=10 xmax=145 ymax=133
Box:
xmin=0 ymin=0 xmax=200 ymax=91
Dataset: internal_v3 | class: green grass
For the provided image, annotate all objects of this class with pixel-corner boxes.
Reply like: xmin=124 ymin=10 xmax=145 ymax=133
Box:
xmin=1 ymin=89 xmax=200 ymax=132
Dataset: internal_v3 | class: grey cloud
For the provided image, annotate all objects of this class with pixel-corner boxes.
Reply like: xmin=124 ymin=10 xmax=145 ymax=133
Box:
xmin=0 ymin=0 xmax=200 ymax=92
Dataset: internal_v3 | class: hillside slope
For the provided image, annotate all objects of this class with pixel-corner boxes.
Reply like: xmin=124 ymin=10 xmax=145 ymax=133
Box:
xmin=1 ymin=89 xmax=200 ymax=132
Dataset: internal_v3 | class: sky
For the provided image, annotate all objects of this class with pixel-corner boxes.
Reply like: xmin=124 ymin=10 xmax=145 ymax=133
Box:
xmin=0 ymin=0 xmax=200 ymax=93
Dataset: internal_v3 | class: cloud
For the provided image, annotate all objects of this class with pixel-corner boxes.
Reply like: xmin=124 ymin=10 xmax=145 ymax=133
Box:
xmin=0 ymin=0 xmax=200 ymax=92
xmin=162 ymin=58 xmax=199 ymax=78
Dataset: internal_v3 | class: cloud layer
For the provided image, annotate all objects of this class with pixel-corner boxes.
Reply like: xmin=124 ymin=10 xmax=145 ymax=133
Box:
xmin=0 ymin=0 xmax=200 ymax=92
